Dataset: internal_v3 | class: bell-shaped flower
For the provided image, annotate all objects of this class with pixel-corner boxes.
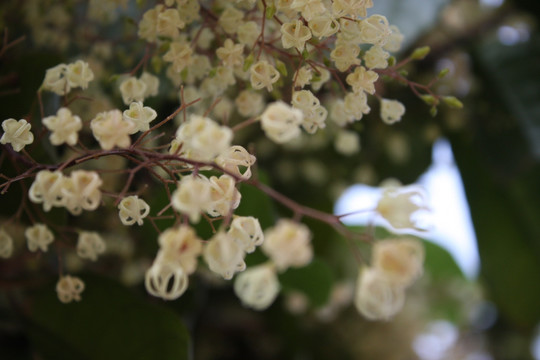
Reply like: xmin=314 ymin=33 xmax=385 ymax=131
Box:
xmin=76 ymin=231 xmax=106 ymax=261
xmin=260 ymin=101 xmax=303 ymax=144
xmin=42 ymin=107 xmax=82 ymax=146
xmin=204 ymin=232 xmax=246 ymax=280
xmin=281 ymin=20 xmax=312 ymax=52
xmin=90 ymin=110 xmax=136 ymax=150
xmin=354 ymin=267 xmax=405 ymax=320
xmin=119 ymin=77 xmax=147 ymax=105
xmin=228 ymin=216 xmax=264 ymax=253
xmin=346 ymin=66 xmax=378 ymax=95
xmin=122 ymin=101 xmax=157 ymax=133
xmin=215 ymin=145 xmax=256 ymax=180
xmin=63 ymin=170 xmax=103 ymax=215
xmin=250 ymin=60 xmax=280 ymax=92
xmin=380 ymin=99 xmax=406 ymax=125
xmin=28 ymin=170 xmax=67 ymax=211
xmin=234 ymin=263 xmax=280 ymax=310
xmin=56 ymin=275 xmax=85 ymax=303
xmin=372 ymin=238 xmax=424 ymax=287
xmin=157 ymin=225 xmax=202 ymax=275
xmin=25 ymin=223 xmax=54 ymax=252
xmin=376 ymin=185 xmax=429 ymax=232
xmin=66 ymin=60 xmax=94 ymax=90
xmin=145 ymin=260 xmax=189 ymax=300
xmin=205 ymin=175 xmax=241 ymax=217
xmin=0 ymin=228 xmax=14 ymax=258
xmin=262 ymin=219 xmax=312 ymax=271
xmin=1 ymin=119 xmax=33 ymax=152
xmin=171 ymin=174 xmax=211 ymax=223
xmin=118 ymin=195 xmax=150 ymax=226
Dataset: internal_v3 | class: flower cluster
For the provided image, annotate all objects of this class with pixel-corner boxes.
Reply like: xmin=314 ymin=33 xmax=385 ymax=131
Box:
xmin=354 ymin=238 xmax=424 ymax=320
xmin=29 ymin=170 xmax=103 ymax=215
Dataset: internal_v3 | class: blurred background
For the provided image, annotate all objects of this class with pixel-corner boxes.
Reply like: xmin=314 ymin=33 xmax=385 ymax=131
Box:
xmin=1 ymin=0 xmax=540 ymax=359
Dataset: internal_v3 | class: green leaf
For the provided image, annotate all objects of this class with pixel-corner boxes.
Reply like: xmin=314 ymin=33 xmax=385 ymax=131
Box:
xmin=236 ymin=171 xmax=277 ymax=230
xmin=28 ymin=274 xmax=191 ymax=360
xmin=476 ymin=32 xmax=540 ymax=159
xmin=278 ymin=258 xmax=334 ymax=308
xmin=422 ymin=239 xmax=465 ymax=280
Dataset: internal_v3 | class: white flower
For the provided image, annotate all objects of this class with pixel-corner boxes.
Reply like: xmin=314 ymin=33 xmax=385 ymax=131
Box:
xmin=204 ymin=232 xmax=246 ymax=280
xmin=218 ymin=7 xmax=244 ymax=35
xmin=216 ymin=39 xmax=245 ymax=67
xmin=119 ymin=77 xmax=147 ymax=105
xmin=41 ymin=63 xmax=69 ymax=95
xmin=250 ymin=61 xmax=280 ymax=92
xmin=334 ymin=130 xmax=360 ymax=156
xmin=376 ymin=185 xmax=429 ymax=232
xmin=364 ymin=45 xmax=390 ymax=70
xmin=25 ymin=224 xmax=54 ymax=252
xmin=156 ymin=8 xmax=184 ymax=38
xmin=384 ymin=25 xmax=404 ymax=53
xmin=354 ymin=267 xmax=405 ymax=320
xmin=215 ymin=145 xmax=256 ymax=180
xmin=163 ymin=41 xmax=193 ymax=73
xmin=262 ymin=219 xmax=312 ymax=271
xmin=157 ymin=225 xmax=202 ymax=275
xmin=228 ymin=216 xmax=264 ymax=253
xmin=235 ymin=90 xmax=264 ymax=118
xmin=332 ymin=0 xmax=373 ymax=18
xmin=66 ymin=60 xmax=94 ymax=89
xmin=330 ymin=44 xmax=360 ymax=72
xmin=358 ymin=15 xmax=392 ymax=46
xmin=123 ymin=101 xmax=157 ymax=133
xmin=56 ymin=275 xmax=85 ymax=303
xmin=118 ymin=195 xmax=150 ymax=226
xmin=234 ymin=263 xmax=280 ymax=310
xmin=281 ymin=20 xmax=312 ymax=52
xmin=140 ymin=72 xmax=160 ymax=98
xmin=145 ymin=260 xmax=188 ymax=300
xmin=346 ymin=66 xmax=378 ymax=95
xmin=308 ymin=14 xmax=339 ymax=39
xmin=206 ymin=175 xmax=241 ymax=217
xmin=260 ymin=101 xmax=303 ymax=143
xmin=372 ymin=238 xmax=424 ymax=287
xmin=90 ymin=110 xmax=135 ymax=150
xmin=0 ymin=228 xmax=14 ymax=258
xmin=380 ymin=99 xmax=406 ymax=124
xmin=42 ymin=107 xmax=82 ymax=146
xmin=62 ymin=170 xmax=103 ymax=215
xmin=1 ymin=119 xmax=34 ymax=152
xmin=171 ymin=174 xmax=211 ymax=223
xmin=174 ymin=115 xmax=233 ymax=162
xmin=77 ymin=231 xmax=106 ymax=261
xmin=28 ymin=170 xmax=67 ymax=211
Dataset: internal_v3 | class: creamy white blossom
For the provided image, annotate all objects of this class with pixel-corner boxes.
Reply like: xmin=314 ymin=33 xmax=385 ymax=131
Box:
xmin=234 ymin=263 xmax=280 ymax=310
xmin=262 ymin=219 xmax=312 ymax=271
xmin=25 ymin=224 xmax=54 ymax=252
xmin=204 ymin=231 xmax=246 ymax=280
xmin=228 ymin=216 xmax=264 ymax=253
xmin=260 ymin=101 xmax=303 ymax=143
xmin=77 ymin=231 xmax=106 ymax=261
xmin=1 ymin=119 xmax=34 ymax=152
xmin=123 ymin=101 xmax=157 ymax=133
xmin=56 ymin=275 xmax=85 ymax=303
xmin=0 ymin=228 xmax=14 ymax=259
xmin=42 ymin=107 xmax=82 ymax=146
xmin=354 ymin=267 xmax=405 ymax=320
xmin=118 ymin=195 xmax=150 ymax=226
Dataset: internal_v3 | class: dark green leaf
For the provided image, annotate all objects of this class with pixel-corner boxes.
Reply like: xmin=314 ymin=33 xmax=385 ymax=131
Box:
xmin=28 ymin=274 xmax=191 ymax=360
xmin=279 ymin=258 xmax=334 ymax=308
